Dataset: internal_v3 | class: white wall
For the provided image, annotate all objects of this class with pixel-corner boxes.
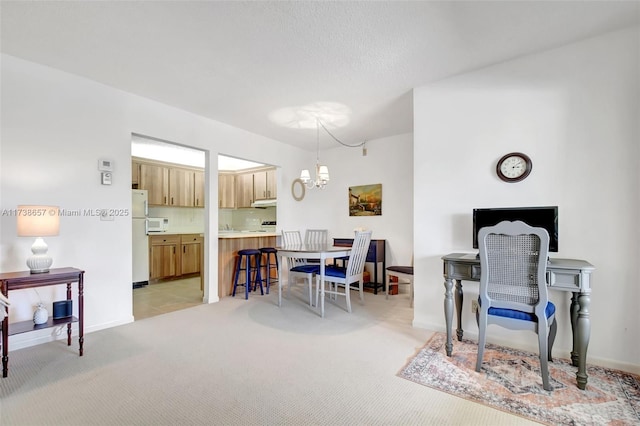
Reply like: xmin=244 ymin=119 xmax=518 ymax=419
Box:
xmin=0 ymin=53 xmax=415 ymax=352
xmin=413 ymin=27 xmax=639 ymax=372
xmin=281 ymin=133 xmax=415 ymax=269
xmin=0 ymin=53 xmax=309 ymax=349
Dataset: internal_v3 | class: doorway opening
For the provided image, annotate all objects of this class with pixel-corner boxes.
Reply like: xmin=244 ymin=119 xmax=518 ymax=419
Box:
xmin=131 ymin=134 xmax=207 ymax=320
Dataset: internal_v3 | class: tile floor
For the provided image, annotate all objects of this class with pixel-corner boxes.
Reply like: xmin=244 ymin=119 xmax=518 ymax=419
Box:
xmin=132 ymin=276 xmax=203 ymax=320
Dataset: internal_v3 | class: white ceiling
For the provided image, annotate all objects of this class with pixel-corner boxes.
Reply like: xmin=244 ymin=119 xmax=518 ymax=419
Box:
xmin=1 ymin=1 xmax=638 ymax=151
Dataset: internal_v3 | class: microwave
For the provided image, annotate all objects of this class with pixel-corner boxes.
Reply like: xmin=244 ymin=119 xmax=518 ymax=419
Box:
xmin=147 ymin=217 xmax=169 ymax=233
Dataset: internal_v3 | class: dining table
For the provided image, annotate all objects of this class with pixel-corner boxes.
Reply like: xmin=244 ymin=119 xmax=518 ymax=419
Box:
xmin=275 ymin=243 xmax=352 ymax=317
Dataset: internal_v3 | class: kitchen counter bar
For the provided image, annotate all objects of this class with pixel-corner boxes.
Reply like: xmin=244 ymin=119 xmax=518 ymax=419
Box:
xmin=218 ymin=233 xmax=278 ymax=298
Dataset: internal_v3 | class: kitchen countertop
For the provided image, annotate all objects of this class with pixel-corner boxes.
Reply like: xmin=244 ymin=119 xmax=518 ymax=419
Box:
xmin=149 ymin=231 xmax=278 ymax=238
xmin=218 ymin=231 xmax=279 ymax=239
xmin=148 ymin=232 xmax=204 ymax=236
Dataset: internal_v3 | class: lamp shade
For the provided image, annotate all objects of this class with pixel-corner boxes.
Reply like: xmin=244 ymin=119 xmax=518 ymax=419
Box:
xmin=300 ymin=169 xmax=311 ymax=181
xmin=17 ymin=206 xmax=60 ymax=237
xmin=318 ymin=166 xmax=330 ymax=181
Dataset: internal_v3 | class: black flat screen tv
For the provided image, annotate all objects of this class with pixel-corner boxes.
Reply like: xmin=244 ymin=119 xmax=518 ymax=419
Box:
xmin=473 ymin=206 xmax=558 ymax=252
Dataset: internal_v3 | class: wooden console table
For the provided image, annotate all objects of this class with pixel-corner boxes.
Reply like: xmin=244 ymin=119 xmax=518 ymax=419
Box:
xmin=333 ymin=238 xmax=386 ymax=294
xmin=442 ymin=253 xmax=594 ymax=390
xmin=1 ymin=267 xmax=84 ymax=378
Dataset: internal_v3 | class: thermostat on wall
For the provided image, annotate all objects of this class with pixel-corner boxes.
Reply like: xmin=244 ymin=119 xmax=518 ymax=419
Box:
xmin=98 ymin=159 xmax=113 ymax=171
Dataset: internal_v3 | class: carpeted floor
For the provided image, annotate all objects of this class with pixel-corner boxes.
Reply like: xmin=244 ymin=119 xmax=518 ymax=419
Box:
xmin=0 ymin=288 xmax=544 ymax=425
xmin=398 ymin=332 xmax=640 ymax=426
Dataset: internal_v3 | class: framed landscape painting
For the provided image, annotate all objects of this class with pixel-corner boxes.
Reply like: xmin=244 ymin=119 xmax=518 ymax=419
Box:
xmin=349 ymin=184 xmax=382 ymax=216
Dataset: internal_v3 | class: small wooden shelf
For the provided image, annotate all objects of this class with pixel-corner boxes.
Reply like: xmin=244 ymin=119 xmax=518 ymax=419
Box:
xmin=8 ymin=316 xmax=78 ymax=336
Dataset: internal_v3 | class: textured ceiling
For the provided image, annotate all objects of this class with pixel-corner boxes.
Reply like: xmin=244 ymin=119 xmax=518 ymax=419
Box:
xmin=1 ymin=1 xmax=638 ymax=150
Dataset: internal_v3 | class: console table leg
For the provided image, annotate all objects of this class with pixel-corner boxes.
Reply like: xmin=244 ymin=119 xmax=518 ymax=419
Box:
xmin=576 ymin=293 xmax=591 ymax=390
xmin=570 ymin=292 xmax=579 ymax=366
xmin=78 ymin=274 xmax=84 ymax=356
xmin=455 ymin=279 xmax=464 ymax=341
xmin=2 ymin=285 xmax=8 ymax=378
xmin=444 ymin=278 xmax=454 ymax=356
xmin=2 ymin=321 xmax=7 ymax=378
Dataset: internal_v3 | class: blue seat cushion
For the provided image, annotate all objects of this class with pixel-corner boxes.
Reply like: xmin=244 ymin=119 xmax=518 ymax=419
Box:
xmin=479 ymin=297 xmax=555 ymax=322
xmin=324 ymin=265 xmax=347 ymax=278
xmin=323 ymin=265 xmax=347 ymax=278
xmin=290 ymin=264 xmax=320 ymax=274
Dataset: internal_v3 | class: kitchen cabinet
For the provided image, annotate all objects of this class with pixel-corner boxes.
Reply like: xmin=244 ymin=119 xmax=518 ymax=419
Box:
xmin=181 ymin=234 xmax=203 ymax=275
xmin=218 ymin=173 xmax=235 ymax=208
xmin=140 ymin=163 xmax=169 ymax=205
xmin=236 ymin=172 xmax=254 ymax=208
xmin=169 ymin=168 xmax=195 ymax=207
xmin=149 ymin=234 xmax=203 ymax=280
xmin=254 ymin=168 xmax=277 ymax=200
xmin=235 ymin=168 xmax=277 ymax=207
xmin=194 ymin=171 xmax=205 ymax=207
xmin=132 ymin=160 xmax=141 ymax=187
xmin=149 ymin=235 xmax=180 ymax=279
xmin=135 ymin=157 xmax=204 ymax=208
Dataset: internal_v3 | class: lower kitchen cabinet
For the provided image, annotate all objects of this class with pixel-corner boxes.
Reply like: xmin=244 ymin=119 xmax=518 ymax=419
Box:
xmin=181 ymin=234 xmax=203 ymax=275
xmin=150 ymin=235 xmax=180 ymax=279
xmin=149 ymin=234 xmax=204 ymax=280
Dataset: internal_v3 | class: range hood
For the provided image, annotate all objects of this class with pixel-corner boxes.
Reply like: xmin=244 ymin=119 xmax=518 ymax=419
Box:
xmin=251 ymin=199 xmax=277 ymax=208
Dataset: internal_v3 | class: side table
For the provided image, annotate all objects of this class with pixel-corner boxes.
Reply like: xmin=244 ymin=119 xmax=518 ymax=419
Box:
xmin=0 ymin=267 xmax=84 ymax=378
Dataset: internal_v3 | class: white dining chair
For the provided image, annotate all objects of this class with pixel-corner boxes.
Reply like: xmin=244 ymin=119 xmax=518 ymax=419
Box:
xmin=282 ymin=230 xmax=318 ymax=305
xmin=304 ymin=229 xmax=328 ymax=245
xmin=315 ymin=230 xmax=372 ymax=316
xmin=304 ymin=229 xmax=328 ymax=265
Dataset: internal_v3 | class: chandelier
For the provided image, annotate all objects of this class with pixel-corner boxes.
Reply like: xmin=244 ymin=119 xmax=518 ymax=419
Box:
xmin=300 ymin=119 xmax=330 ymax=189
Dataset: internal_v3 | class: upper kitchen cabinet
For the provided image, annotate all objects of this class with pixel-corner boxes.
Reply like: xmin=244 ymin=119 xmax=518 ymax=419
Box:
xmin=131 ymin=160 xmax=141 ymax=188
xmin=140 ymin=163 xmax=169 ymax=205
xmin=236 ymin=172 xmax=254 ymax=208
xmin=194 ymin=171 xmax=205 ymax=207
xmin=234 ymin=167 xmax=277 ymax=207
xmin=218 ymin=173 xmax=235 ymax=209
xmin=254 ymin=168 xmax=277 ymax=200
xmin=169 ymin=167 xmax=195 ymax=207
xmin=134 ymin=157 xmax=205 ymax=208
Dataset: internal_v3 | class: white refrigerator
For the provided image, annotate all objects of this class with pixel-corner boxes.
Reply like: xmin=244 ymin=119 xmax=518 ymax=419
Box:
xmin=132 ymin=190 xmax=149 ymax=287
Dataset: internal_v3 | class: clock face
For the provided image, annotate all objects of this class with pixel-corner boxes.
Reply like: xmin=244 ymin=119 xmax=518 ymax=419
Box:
xmin=496 ymin=152 xmax=532 ymax=182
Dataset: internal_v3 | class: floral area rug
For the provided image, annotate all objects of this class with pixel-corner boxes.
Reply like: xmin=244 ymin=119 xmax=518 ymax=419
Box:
xmin=398 ymin=332 xmax=640 ymax=425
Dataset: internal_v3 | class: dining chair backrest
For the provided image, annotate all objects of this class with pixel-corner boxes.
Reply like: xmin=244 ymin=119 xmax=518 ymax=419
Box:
xmin=305 ymin=229 xmax=328 ymax=245
xmin=346 ymin=230 xmax=373 ymax=278
xmin=282 ymin=230 xmax=302 ymax=246
xmin=281 ymin=230 xmax=305 ymax=267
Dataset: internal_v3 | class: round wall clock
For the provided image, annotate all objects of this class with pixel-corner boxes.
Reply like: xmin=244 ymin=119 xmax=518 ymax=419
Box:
xmin=496 ymin=152 xmax=532 ymax=183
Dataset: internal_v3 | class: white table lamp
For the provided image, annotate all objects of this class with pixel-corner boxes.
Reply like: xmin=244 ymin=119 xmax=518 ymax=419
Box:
xmin=17 ymin=205 xmax=60 ymax=274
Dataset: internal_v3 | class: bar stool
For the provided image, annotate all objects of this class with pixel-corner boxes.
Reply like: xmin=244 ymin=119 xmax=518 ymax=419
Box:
xmin=259 ymin=247 xmax=278 ymax=294
xmin=232 ymin=249 xmax=263 ymax=299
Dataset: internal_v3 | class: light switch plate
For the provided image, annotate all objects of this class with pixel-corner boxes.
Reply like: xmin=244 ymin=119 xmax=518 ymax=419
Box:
xmin=100 ymin=210 xmax=114 ymax=221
